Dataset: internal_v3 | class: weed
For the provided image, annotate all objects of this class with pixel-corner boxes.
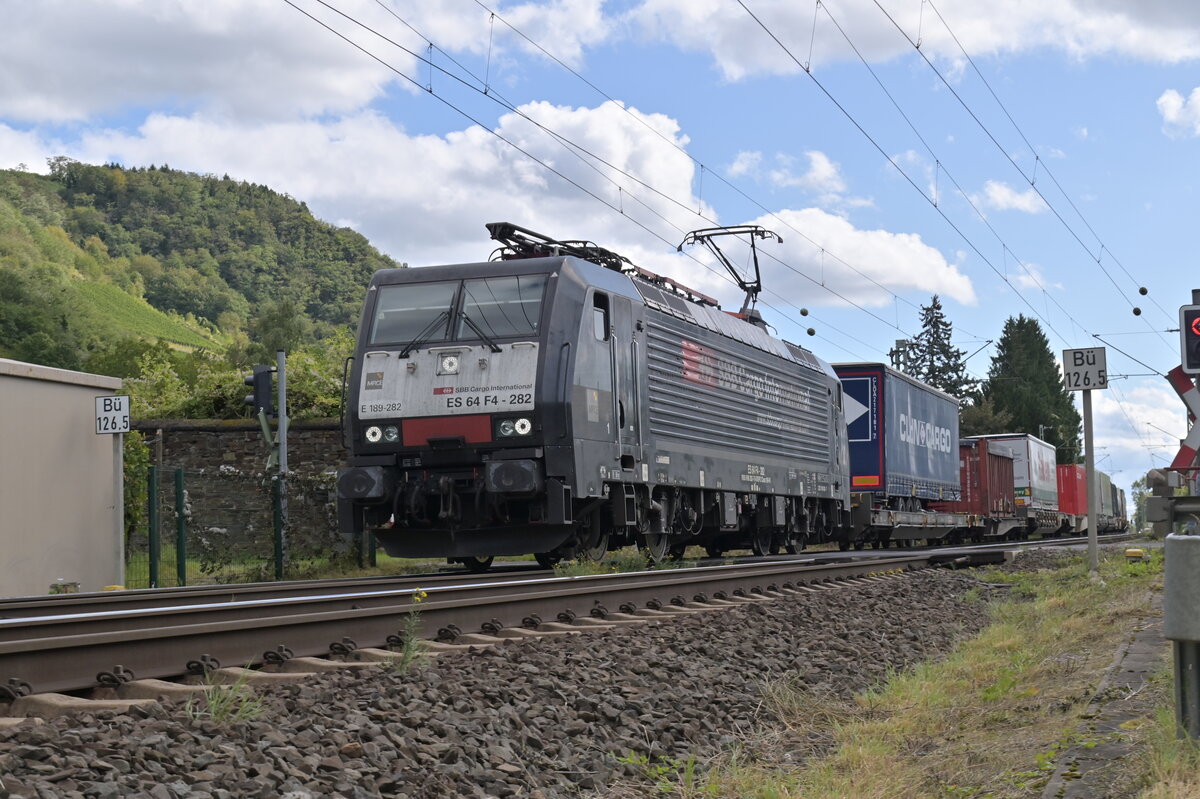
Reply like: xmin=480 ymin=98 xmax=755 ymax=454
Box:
xmin=615 ymin=751 xmax=703 ymax=797
xmin=384 ymin=588 xmax=429 ymax=673
xmin=184 ymin=670 xmax=265 ymax=725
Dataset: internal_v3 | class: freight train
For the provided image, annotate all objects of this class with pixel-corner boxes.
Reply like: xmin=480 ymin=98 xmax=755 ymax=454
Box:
xmin=336 ymin=223 xmax=1126 ymax=569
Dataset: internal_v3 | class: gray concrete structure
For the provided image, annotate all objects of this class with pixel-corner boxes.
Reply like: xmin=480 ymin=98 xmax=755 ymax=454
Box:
xmin=0 ymin=359 xmax=124 ymax=597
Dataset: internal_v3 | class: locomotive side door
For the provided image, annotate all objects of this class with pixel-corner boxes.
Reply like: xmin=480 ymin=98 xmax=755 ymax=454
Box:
xmin=611 ymin=296 xmax=643 ymax=476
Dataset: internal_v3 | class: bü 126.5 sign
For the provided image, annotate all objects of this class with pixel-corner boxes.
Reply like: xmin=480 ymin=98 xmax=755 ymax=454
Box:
xmin=1062 ymin=347 xmax=1107 ymax=392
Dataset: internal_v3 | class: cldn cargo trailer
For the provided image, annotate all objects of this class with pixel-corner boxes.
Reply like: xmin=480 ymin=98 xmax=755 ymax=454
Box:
xmin=834 ymin=363 xmax=965 ymax=547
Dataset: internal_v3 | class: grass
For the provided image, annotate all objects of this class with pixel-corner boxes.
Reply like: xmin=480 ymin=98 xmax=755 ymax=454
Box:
xmin=184 ymin=670 xmax=265 ymax=725
xmin=74 ymin=279 xmax=217 ymax=349
xmin=1139 ymin=703 xmax=1200 ymax=798
xmin=611 ymin=547 xmax=1168 ymax=798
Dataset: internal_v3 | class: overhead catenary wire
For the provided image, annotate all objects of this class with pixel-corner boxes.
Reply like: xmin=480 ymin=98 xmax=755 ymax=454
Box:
xmin=738 ymin=0 xmax=1160 ymax=460
xmin=735 ymin=0 xmax=1075 ymax=352
xmin=871 ymin=0 xmax=1177 ymax=344
xmin=920 ymin=0 xmax=1177 ymax=329
xmin=292 ymin=0 xmax=945 ymax=367
xmin=284 ymin=0 xmax=902 ymax=364
xmin=463 ymin=0 xmax=992 ymax=347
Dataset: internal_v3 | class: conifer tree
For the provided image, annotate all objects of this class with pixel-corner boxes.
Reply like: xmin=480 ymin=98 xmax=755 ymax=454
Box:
xmin=980 ymin=314 xmax=1082 ymax=464
xmin=910 ymin=294 xmax=975 ymax=400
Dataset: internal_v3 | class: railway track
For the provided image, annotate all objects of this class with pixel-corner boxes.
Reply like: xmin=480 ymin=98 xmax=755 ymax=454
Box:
xmin=0 ymin=534 xmax=1134 ymax=706
xmin=1 ymin=553 xmax=958 ymax=702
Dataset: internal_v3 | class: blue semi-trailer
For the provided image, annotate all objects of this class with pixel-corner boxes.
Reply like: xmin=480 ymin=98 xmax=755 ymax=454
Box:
xmin=833 ymin=363 xmax=966 ymax=548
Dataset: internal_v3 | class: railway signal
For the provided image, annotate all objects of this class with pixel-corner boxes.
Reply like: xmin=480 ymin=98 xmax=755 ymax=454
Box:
xmin=1181 ymin=303 xmax=1200 ymax=375
xmin=244 ymin=365 xmax=275 ymax=417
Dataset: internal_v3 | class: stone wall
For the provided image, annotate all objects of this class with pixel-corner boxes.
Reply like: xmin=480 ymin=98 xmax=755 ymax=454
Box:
xmin=130 ymin=420 xmax=350 ymax=578
xmin=134 ymin=419 xmax=344 ymax=476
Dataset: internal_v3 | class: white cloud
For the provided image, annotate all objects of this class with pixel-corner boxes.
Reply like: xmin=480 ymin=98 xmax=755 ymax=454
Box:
xmin=727 ymin=150 xmax=762 ymax=178
xmin=972 ymin=180 xmax=1047 ymax=214
xmin=1093 ymin=381 xmax=1188 ymax=489
xmin=1012 ymin=263 xmax=1063 ymax=292
xmin=628 ymin=0 xmax=1200 ymax=80
xmin=0 ymin=125 xmax=58 ymax=171
xmin=727 ymin=150 xmax=871 ymax=210
xmin=12 ymin=96 xmax=970 ymax=311
xmin=769 ymin=151 xmax=847 ymax=195
xmin=1157 ymin=87 xmax=1200 ymax=136
xmin=0 ymin=0 xmax=611 ymax=124
xmin=742 ymin=207 xmax=976 ymax=307
xmin=48 ymin=101 xmax=710 ymax=272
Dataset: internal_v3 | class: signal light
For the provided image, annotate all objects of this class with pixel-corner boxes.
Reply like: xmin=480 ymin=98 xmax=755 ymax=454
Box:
xmin=1182 ymin=305 xmax=1200 ymax=375
xmin=244 ymin=365 xmax=275 ymax=416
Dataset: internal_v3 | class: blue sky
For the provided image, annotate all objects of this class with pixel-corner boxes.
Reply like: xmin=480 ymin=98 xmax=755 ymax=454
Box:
xmin=4 ymin=0 xmax=1200 ymax=494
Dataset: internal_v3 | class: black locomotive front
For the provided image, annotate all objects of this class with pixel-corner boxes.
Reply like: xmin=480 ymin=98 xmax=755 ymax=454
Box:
xmin=337 ymin=258 xmax=578 ymax=563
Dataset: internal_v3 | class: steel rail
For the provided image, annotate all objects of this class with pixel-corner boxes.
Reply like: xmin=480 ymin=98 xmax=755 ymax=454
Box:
xmin=0 ymin=531 xmax=1132 ymax=620
xmin=0 ymin=555 xmax=935 ymax=698
xmin=0 ymin=564 xmax=548 ymax=619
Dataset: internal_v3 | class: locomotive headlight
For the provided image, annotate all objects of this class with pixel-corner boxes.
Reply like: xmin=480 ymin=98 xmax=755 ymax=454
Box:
xmin=365 ymin=425 xmax=383 ymax=443
xmin=439 ymin=354 xmax=460 ymax=375
xmin=382 ymin=425 xmax=400 ymax=443
xmin=513 ymin=417 xmax=533 ymax=436
xmin=498 ymin=419 xmax=516 ymax=437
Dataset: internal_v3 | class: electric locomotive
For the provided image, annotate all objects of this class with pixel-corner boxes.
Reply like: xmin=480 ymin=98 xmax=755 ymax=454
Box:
xmin=337 ymin=223 xmax=851 ymax=570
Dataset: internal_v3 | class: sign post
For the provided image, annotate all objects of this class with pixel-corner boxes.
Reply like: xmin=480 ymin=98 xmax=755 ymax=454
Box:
xmin=1063 ymin=347 xmax=1107 ymax=577
xmin=96 ymin=394 xmax=131 ymax=588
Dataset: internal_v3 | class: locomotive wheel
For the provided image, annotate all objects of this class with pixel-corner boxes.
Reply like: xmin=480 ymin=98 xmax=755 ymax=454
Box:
xmin=639 ymin=532 xmax=670 ymax=564
xmin=581 ymin=531 xmax=610 ymax=562
xmin=460 ymin=556 xmax=494 ymax=573
xmin=534 ymin=552 xmax=563 ymax=569
xmin=750 ymin=527 xmax=772 ymax=557
xmin=784 ymin=533 xmax=806 ymax=555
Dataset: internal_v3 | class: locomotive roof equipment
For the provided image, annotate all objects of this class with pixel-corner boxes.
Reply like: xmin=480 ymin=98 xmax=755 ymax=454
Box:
xmin=678 ymin=225 xmax=782 ymax=328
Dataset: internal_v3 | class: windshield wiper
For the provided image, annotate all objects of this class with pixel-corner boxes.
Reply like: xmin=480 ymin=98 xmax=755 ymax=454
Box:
xmin=459 ymin=313 xmax=503 ymax=353
xmin=398 ymin=310 xmax=451 ymax=358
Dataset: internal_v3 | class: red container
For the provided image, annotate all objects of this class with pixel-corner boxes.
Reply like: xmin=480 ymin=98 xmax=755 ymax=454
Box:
xmin=1056 ymin=464 xmax=1087 ymax=516
xmin=932 ymin=439 xmax=1016 ymax=517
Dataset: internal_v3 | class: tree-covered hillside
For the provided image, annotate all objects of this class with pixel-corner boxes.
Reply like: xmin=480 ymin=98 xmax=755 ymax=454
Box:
xmin=0 ymin=160 xmax=400 ymax=415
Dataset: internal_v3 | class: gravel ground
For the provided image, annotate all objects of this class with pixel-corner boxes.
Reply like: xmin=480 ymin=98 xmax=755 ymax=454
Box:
xmin=0 ymin=569 xmax=996 ymax=799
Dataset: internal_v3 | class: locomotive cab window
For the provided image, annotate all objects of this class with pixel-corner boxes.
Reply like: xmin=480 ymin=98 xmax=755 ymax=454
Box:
xmin=370 ymin=281 xmax=457 ymax=345
xmin=456 ymin=274 xmax=547 ymax=340
xmin=592 ymin=293 xmax=610 ymax=341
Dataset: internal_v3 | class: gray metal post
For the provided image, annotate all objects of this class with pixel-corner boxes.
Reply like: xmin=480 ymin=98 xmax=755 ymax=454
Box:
xmin=276 ymin=350 xmax=288 ymax=572
xmin=1083 ymin=389 xmax=1099 ymax=575
xmin=276 ymin=349 xmax=288 ymax=477
xmin=1165 ymin=533 xmax=1200 ymax=737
